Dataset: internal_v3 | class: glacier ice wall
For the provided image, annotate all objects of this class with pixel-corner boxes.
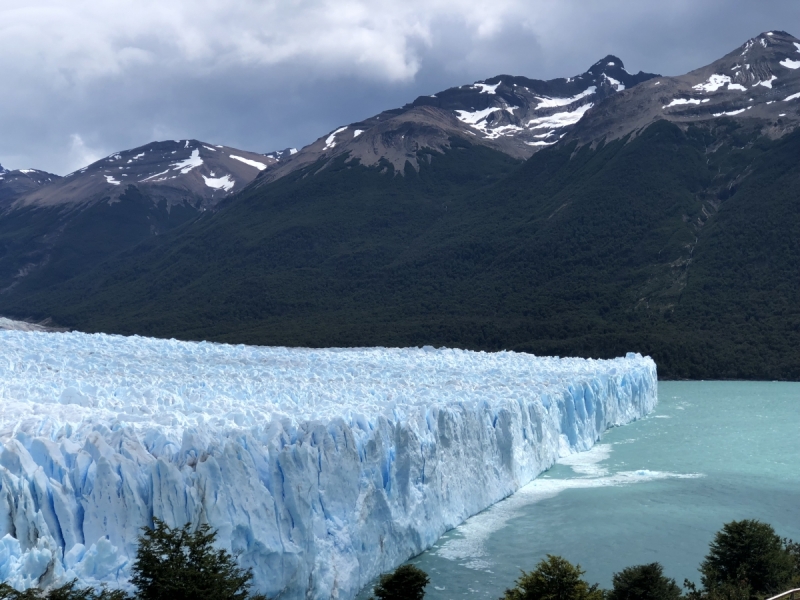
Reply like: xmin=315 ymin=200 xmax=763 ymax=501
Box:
xmin=0 ymin=332 xmax=657 ymax=599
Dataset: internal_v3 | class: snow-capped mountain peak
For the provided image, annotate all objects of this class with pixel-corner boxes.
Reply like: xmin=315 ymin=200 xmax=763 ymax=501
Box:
xmin=0 ymin=168 xmax=61 ymax=208
xmin=265 ymin=147 xmax=299 ymax=161
xmin=568 ymin=30 xmax=800 ymax=145
xmin=12 ymin=140 xmax=278 ymax=210
xmin=256 ymin=57 xmax=659 ymax=183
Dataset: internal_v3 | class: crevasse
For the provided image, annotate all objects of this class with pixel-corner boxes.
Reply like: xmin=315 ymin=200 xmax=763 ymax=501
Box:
xmin=0 ymin=331 xmax=657 ymax=599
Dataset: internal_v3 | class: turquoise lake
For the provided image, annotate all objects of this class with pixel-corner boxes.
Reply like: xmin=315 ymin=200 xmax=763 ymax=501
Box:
xmin=362 ymin=381 xmax=800 ymax=599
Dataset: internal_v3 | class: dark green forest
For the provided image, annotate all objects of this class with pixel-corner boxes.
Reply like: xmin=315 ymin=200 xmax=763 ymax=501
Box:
xmin=1 ymin=120 xmax=797 ymax=380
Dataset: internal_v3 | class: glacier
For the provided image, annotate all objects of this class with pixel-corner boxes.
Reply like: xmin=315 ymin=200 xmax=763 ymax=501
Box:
xmin=0 ymin=331 xmax=657 ymax=599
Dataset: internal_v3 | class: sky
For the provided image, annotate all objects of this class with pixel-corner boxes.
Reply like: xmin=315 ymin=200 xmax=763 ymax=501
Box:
xmin=1 ymin=0 xmax=799 ymax=175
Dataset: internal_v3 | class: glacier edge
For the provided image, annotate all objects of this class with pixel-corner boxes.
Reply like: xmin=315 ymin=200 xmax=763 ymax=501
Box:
xmin=0 ymin=332 xmax=657 ymax=599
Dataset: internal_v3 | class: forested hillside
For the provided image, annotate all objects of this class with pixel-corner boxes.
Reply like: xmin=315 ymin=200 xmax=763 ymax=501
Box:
xmin=3 ymin=119 xmax=797 ymax=380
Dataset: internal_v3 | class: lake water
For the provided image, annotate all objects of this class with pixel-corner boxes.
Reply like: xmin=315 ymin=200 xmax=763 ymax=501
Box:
xmin=360 ymin=381 xmax=800 ymax=599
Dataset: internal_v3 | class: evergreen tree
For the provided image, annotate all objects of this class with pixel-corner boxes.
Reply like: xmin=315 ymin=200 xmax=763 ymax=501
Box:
xmin=500 ymin=555 xmax=603 ymax=600
xmin=371 ymin=564 xmax=430 ymax=600
xmin=131 ymin=519 xmax=266 ymax=600
xmin=0 ymin=581 xmax=126 ymax=600
xmin=608 ymin=563 xmax=682 ymax=600
xmin=700 ymin=520 xmax=795 ymax=597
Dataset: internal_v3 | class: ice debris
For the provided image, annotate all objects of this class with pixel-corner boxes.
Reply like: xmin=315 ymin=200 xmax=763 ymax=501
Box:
xmin=0 ymin=331 xmax=657 ymax=599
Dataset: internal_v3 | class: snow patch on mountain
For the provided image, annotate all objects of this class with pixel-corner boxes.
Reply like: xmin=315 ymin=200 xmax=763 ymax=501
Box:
xmin=170 ymin=149 xmax=203 ymax=174
xmin=139 ymin=170 xmax=169 ymax=183
xmin=473 ymin=82 xmax=501 ymax=94
xmin=693 ymin=74 xmax=734 ymax=92
xmin=527 ymin=104 xmax=594 ymax=129
xmin=455 ymin=107 xmax=501 ymax=125
xmin=713 ymin=108 xmax=747 ymax=117
xmin=784 ymin=92 xmax=800 ymax=101
xmin=781 ymin=59 xmax=800 ymax=69
xmin=754 ymin=76 xmax=778 ymax=88
xmin=663 ymin=98 xmax=709 ymax=109
xmin=202 ymin=174 xmax=235 ymax=191
xmin=229 ymin=155 xmax=268 ymax=171
xmin=324 ymin=127 xmax=348 ymax=150
xmin=104 ymin=176 xmax=121 ymax=186
xmin=603 ymin=74 xmax=625 ymax=91
xmin=534 ymin=87 xmax=596 ymax=109
xmin=484 ymin=124 xmax=525 ymax=139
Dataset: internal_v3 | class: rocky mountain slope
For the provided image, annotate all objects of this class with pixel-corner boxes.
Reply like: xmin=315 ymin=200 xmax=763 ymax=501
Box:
xmin=0 ymin=168 xmax=61 ymax=207
xmin=0 ymin=140 xmax=282 ymax=296
xmin=258 ymin=56 xmax=657 ymax=182
xmin=0 ymin=32 xmax=798 ymax=380
xmin=15 ymin=139 xmax=278 ymax=210
xmin=569 ymin=30 xmax=800 ymax=143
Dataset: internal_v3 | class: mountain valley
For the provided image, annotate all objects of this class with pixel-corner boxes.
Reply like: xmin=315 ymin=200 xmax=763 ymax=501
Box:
xmin=0 ymin=32 xmax=798 ymax=380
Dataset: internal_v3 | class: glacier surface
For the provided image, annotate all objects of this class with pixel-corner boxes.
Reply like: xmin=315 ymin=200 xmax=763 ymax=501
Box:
xmin=0 ymin=331 xmax=657 ymax=598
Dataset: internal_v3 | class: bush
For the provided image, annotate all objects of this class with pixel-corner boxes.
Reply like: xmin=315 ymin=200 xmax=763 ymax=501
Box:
xmin=500 ymin=555 xmax=603 ymax=600
xmin=131 ymin=519 xmax=266 ymax=600
xmin=609 ymin=563 xmax=682 ymax=600
xmin=371 ymin=564 xmax=429 ymax=600
xmin=700 ymin=520 xmax=795 ymax=597
xmin=0 ymin=580 xmax=127 ymax=600
xmin=784 ymin=539 xmax=800 ymax=587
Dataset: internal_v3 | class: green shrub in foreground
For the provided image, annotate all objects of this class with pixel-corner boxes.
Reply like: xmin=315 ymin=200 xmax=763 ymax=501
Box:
xmin=699 ymin=519 xmax=795 ymax=597
xmin=132 ymin=519 xmax=266 ymax=600
xmin=609 ymin=563 xmax=682 ymax=600
xmin=0 ymin=579 xmax=126 ymax=600
xmin=500 ymin=554 xmax=603 ymax=600
xmin=371 ymin=564 xmax=430 ymax=600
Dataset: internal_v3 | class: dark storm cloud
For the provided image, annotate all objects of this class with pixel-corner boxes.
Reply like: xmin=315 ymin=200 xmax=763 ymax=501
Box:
xmin=1 ymin=0 xmax=798 ymax=174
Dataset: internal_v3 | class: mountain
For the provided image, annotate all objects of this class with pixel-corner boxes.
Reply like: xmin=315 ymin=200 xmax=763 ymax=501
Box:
xmin=0 ymin=140 xmax=279 ymax=296
xmin=0 ymin=33 xmax=798 ymax=380
xmin=568 ymin=30 xmax=800 ymax=143
xmin=15 ymin=139 xmax=278 ymax=210
xmin=257 ymin=56 xmax=657 ymax=182
xmin=0 ymin=168 xmax=61 ymax=207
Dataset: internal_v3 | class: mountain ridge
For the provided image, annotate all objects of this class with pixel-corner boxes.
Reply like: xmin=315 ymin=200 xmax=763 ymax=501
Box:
xmin=253 ymin=55 xmax=659 ymax=184
xmin=0 ymin=168 xmax=61 ymax=207
xmin=12 ymin=139 xmax=279 ymax=210
xmin=0 ymin=32 xmax=797 ymax=380
xmin=567 ymin=30 xmax=800 ymax=145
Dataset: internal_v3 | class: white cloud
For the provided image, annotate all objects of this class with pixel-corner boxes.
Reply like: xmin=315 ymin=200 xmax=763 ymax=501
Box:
xmin=0 ymin=0 xmax=797 ymax=174
xmin=0 ymin=0 xmax=531 ymax=85
xmin=68 ymin=134 xmax=102 ymax=172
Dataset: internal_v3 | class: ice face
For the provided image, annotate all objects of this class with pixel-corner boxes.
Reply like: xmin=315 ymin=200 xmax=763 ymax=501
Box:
xmin=0 ymin=332 xmax=657 ymax=599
